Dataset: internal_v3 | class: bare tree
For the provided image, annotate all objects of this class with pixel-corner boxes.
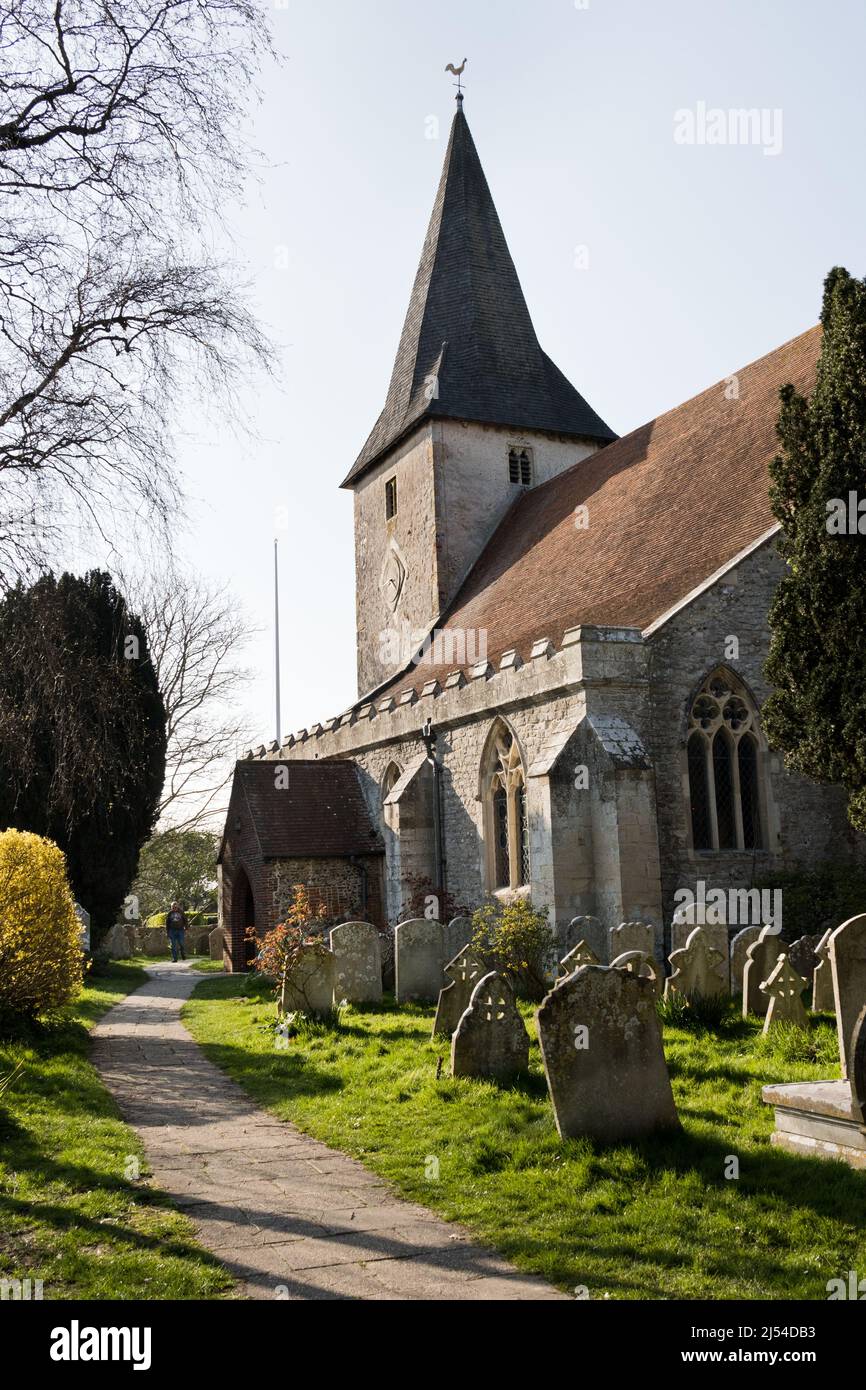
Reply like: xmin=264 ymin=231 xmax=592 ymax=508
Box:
xmin=0 ymin=0 xmax=274 ymax=576
xmin=128 ymin=563 xmax=257 ymax=830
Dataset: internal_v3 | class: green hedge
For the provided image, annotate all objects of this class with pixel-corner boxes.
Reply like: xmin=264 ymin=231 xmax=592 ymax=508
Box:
xmin=754 ymin=863 xmax=866 ymax=942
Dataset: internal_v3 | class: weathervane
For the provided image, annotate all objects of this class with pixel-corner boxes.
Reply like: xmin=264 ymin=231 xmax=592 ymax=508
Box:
xmin=445 ymin=58 xmax=467 ymax=103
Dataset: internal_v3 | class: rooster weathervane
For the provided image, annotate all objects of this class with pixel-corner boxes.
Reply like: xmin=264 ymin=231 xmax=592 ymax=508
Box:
xmin=445 ymin=58 xmax=467 ymax=100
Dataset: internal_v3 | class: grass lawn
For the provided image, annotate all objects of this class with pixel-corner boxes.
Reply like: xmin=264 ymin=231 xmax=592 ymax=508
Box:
xmin=0 ymin=963 xmax=233 ymax=1300
xmin=184 ymin=973 xmax=866 ymax=1300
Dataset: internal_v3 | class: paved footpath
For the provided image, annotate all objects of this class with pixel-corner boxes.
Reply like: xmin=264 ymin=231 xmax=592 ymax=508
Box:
xmin=91 ymin=962 xmax=565 ymax=1301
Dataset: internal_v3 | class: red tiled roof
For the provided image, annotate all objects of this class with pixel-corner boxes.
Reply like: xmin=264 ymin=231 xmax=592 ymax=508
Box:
xmin=225 ymin=760 xmax=384 ymax=859
xmin=379 ymin=325 xmax=821 ymax=697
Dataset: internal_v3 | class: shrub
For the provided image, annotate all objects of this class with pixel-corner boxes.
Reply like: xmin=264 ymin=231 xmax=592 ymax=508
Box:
xmin=753 ymin=864 xmax=866 ymax=943
xmin=253 ymin=885 xmax=329 ymax=1005
xmin=471 ymin=897 xmax=553 ymax=1001
xmin=0 ymin=829 xmax=83 ymax=1021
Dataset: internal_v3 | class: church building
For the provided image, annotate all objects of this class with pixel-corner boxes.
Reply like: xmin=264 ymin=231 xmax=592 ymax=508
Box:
xmin=217 ymin=94 xmax=864 ymax=973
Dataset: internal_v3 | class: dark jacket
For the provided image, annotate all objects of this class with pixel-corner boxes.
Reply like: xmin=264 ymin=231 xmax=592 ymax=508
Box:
xmin=166 ymin=909 xmax=188 ymax=934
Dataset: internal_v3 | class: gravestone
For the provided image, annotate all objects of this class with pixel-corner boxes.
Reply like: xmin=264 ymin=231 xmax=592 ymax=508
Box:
xmin=852 ymin=1006 xmax=866 ymax=1123
xmin=742 ymin=925 xmax=785 ymax=1017
xmin=730 ymin=925 xmax=762 ymax=998
xmin=189 ymin=927 xmax=212 ymax=956
xmin=609 ymin=921 xmax=654 ymax=962
xmin=671 ymin=916 xmax=729 ymax=992
xmin=209 ymin=926 xmax=226 ymax=961
xmin=281 ymin=944 xmax=336 ymax=1017
xmin=141 ymin=926 xmax=168 ymax=957
xmin=569 ymin=916 xmax=607 ymax=965
xmin=665 ymin=926 xmax=727 ymax=1003
xmin=811 ymin=929 xmax=836 ymax=1013
xmin=537 ymin=966 xmax=680 ymax=1143
xmin=432 ymin=946 xmax=488 ymax=1038
xmin=828 ymin=914 xmax=866 ymax=1080
xmin=329 ymin=922 xmax=382 ymax=1004
xmin=102 ymin=923 xmax=133 ymax=959
xmin=787 ymin=933 xmax=821 ymax=983
xmin=610 ymin=949 xmax=664 ymax=999
xmin=557 ymin=941 xmax=599 ymax=983
xmin=444 ymin=916 xmax=474 ymax=963
xmin=395 ymin=918 xmax=445 ymax=1003
xmin=761 ymin=956 xmax=808 ymax=1034
xmin=451 ymin=971 xmax=530 ymax=1080
xmin=74 ymin=903 xmax=91 ymax=953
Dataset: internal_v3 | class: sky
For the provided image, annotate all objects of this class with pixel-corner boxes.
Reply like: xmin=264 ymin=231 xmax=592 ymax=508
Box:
xmin=74 ymin=0 xmax=866 ymax=760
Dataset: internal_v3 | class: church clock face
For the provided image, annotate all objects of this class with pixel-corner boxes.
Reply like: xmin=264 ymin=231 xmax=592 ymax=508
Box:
xmin=381 ymin=546 xmax=406 ymax=611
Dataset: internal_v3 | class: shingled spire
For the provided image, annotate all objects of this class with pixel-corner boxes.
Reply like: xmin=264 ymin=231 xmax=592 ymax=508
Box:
xmin=342 ymin=103 xmax=615 ymax=487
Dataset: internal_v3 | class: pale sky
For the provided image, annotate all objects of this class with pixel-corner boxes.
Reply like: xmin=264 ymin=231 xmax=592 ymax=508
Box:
xmin=71 ymin=0 xmax=866 ymax=760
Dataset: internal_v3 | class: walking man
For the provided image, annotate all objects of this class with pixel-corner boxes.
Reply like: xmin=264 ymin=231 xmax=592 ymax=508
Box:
xmin=166 ymin=901 xmax=188 ymax=962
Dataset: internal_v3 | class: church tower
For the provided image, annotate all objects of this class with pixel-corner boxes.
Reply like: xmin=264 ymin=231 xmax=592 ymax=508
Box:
xmin=343 ymin=94 xmax=616 ymax=699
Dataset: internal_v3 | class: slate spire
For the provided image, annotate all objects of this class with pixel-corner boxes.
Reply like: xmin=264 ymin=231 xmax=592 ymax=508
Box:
xmin=342 ymin=104 xmax=615 ymax=487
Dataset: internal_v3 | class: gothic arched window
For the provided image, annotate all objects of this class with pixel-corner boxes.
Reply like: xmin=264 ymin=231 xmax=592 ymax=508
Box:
xmin=686 ymin=671 xmax=765 ymax=851
xmin=482 ymin=724 xmax=529 ymax=890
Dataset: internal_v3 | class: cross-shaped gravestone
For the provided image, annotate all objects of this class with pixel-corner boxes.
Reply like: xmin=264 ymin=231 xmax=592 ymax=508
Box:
xmin=664 ymin=926 xmax=726 ymax=1003
xmin=811 ymin=929 xmax=836 ymax=1013
xmin=828 ymin=914 xmax=866 ymax=1080
xmin=610 ymin=949 xmax=663 ymax=999
xmin=432 ymin=945 xmax=488 ymax=1038
xmin=451 ymin=970 xmax=530 ymax=1080
xmin=760 ymin=955 xmax=808 ymax=1034
xmin=557 ymin=940 xmax=599 ymax=984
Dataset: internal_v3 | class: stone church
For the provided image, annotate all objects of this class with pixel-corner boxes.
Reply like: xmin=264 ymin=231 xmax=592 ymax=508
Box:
xmin=217 ymin=95 xmax=863 ymax=973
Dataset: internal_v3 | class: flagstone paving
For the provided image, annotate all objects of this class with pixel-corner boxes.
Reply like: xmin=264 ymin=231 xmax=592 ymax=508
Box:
xmin=91 ymin=961 xmax=565 ymax=1301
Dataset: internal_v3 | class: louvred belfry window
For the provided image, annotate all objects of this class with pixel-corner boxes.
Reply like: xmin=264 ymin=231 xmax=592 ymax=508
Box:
xmin=508 ymin=447 xmax=533 ymax=486
xmin=685 ymin=671 xmax=765 ymax=852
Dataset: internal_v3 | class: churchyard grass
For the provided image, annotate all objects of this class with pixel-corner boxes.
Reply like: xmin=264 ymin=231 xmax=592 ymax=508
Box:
xmin=185 ymin=973 xmax=866 ymax=1300
xmin=0 ymin=964 xmax=233 ymax=1300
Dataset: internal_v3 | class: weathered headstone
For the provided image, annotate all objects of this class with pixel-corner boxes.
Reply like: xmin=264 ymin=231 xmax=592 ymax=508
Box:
xmin=557 ymin=940 xmax=599 ymax=982
xmin=852 ymin=1005 xmax=866 ymax=1123
xmin=444 ymin=916 xmax=474 ymax=963
xmin=189 ymin=927 xmax=212 ymax=956
xmin=451 ymin=971 xmax=529 ymax=1080
xmin=761 ymin=955 xmax=808 ymax=1034
xmin=742 ymin=925 xmax=785 ymax=1017
xmin=281 ymin=944 xmax=336 ymax=1017
xmin=787 ymin=933 xmax=821 ymax=983
xmin=671 ymin=915 xmax=729 ymax=992
xmin=102 ymin=923 xmax=133 ymax=959
xmin=209 ymin=926 xmax=226 ymax=962
xmin=432 ymin=946 xmax=488 ymax=1038
xmin=609 ymin=921 xmax=654 ymax=961
xmin=74 ymin=903 xmax=91 ymax=953
xmin=141 ymin=926 xmax=168 ymax=957
xmin=537 ymin=966 xmax=680 ymax=1143
xmin=730 ymin=925 xmax=761 ymax=998
xmin=610 ymin=949 xmax=664 ymax=999
xmin=811 ymin=929 xmax=836 ymax=1013
xmin=394 ymin=918 xmax=445 ymax=1003
xmin=828 ymin=914 xmax=866 ymax=1079
xmin=569 ymin=916 xmax=607 ymax=965
xmin=665 ymin=926 xmax=727 ymax=1002
xmin=329 ymin=921 xmax=382 ymax=1004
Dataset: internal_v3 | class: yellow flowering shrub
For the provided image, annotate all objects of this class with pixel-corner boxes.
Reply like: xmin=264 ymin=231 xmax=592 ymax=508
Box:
xmin=0 ymin=829 xmax=83 ymax=1019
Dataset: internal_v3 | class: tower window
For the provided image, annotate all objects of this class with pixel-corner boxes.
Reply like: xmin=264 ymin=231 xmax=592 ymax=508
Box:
xmin=385 ymin=476 xmax=398 ymax=520
xmin=508 ymin=447 xmax=533 ymax=487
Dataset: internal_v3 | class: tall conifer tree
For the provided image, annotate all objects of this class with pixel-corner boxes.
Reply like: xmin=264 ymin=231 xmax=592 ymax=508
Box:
xmin=764 ymin=267 xmax=866 ymax=830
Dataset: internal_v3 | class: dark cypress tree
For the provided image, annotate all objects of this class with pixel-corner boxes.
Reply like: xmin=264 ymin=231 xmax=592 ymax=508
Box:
xmin=0 ymin=571 xmax=167 ymax=941
xmin=764 ymin=267 xmax=866 ymax=831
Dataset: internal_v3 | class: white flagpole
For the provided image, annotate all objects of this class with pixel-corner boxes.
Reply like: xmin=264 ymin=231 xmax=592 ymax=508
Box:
xmin=274 ymin=538 xmax=282 ymax=744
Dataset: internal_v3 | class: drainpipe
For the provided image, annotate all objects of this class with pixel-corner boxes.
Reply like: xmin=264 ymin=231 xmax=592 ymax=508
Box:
xmin=422 ymin=718 xmax=446 ymax=912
